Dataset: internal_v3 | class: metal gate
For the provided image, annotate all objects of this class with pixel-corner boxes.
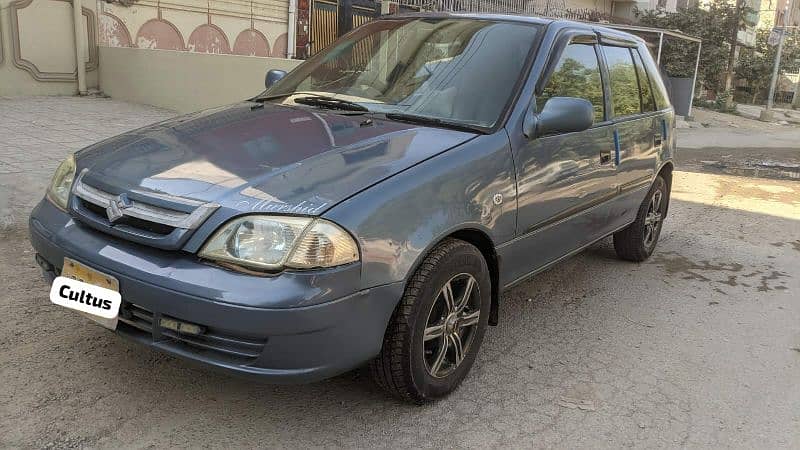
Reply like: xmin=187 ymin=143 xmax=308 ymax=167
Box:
xmin=310 ymin=0 xmax=339 ymax=55
xmin=310 ymin=0 xmax=380 ymax=56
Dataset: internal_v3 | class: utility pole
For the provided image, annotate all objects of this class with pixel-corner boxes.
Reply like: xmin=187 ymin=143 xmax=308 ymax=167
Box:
xmin=72 ymin=0 xmax=86 ymax=95
xmin=793 ymin=68 xmax=800 ymax=108
xmin=724 ymin=0 xmax=745 ymax=97
xmin=762 ymin=0 xmax=794 ymax=119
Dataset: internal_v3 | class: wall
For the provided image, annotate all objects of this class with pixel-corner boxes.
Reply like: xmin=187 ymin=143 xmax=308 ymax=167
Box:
xmin=0 ymin=0 xmax=297 ymax=98
xmin=0 ymin=0 xmax=98 ymax=96
xmin=99 ymin=1 xmax=290 ymax=58
xmin=567 ymin=0 xmax=613 ymax=13
xmin=98 ymin=46 xmax=301 ymax=113
xmin=610 ymin=0 xmax=677 ymax=21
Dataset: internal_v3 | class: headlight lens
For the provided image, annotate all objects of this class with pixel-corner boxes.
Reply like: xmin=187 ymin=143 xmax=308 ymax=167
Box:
xmin=46 ymin=154 xmax=76 ymax=210
xmin=286 ymin=220 xmax=360 ymax=269
xmin=199 ymin=215 xmax=359 ymax=271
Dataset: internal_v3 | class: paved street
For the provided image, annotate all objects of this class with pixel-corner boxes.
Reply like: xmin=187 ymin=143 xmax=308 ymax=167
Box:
xmin=0 ymin=97 xmax=174 ymax=229
xmin=0 ymin=97 xmax=798 ymax=448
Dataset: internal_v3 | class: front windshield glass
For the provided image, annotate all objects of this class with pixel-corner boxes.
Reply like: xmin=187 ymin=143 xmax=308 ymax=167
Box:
xmin=265 ymin=18 xmax=540 ymax=128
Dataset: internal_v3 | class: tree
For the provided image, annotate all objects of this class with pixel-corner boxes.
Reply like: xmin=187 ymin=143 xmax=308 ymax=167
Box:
xmin=736 ymin=28 xmax=800 ymax=104
xmin=637 ymin=2 xmax=751 ymax=97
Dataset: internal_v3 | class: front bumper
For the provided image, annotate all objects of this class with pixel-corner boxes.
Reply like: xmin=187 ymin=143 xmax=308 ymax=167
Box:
xmin=29 ymin=199 xmax=403 ymax=383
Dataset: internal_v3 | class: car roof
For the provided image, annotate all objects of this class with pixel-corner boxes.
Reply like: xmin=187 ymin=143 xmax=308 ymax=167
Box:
xmin=378 ymin=12 xmax=645 ymax=44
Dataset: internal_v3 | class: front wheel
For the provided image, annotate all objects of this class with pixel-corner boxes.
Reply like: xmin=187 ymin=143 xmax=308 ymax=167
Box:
xmin=613 ymin=175 xmax=669 ymax=262
xmin=370 ymin=239 xmax=491 ymax=403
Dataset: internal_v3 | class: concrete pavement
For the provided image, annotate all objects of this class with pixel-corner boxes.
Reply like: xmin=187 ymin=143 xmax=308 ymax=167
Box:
xmin=0 ymin=97 xmax=798 ymax=448
xmin=0 ymin=96 xmax=174 ymax=229
xmin=678 ymin=127 xmax=800 ymax=151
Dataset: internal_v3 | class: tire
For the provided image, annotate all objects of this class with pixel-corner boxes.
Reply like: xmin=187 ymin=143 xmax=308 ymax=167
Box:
xmin=613 ymin=175 xmax=669 ymax=262
xmin=370 ymin=238 xmax=491 ymax=403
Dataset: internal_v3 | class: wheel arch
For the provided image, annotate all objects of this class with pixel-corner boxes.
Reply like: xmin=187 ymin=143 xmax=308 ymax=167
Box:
xmin=657 ymin=160 xmax=674 ymax=187
xmin=656 ymin=160 xmax=674 ymax=215
xmin=405 ymin=226 xmax=502 ymax=327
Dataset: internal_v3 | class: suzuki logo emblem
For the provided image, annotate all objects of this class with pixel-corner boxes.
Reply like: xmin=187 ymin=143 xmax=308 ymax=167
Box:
xmin=106 ymin=193 xmax=132 ymax=223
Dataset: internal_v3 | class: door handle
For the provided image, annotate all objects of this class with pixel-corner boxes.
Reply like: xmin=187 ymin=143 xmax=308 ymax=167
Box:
xmin=600 ymin=151 xmax=612 ymax=165
xmin=654 ymin=133 xmax=662 ymax=147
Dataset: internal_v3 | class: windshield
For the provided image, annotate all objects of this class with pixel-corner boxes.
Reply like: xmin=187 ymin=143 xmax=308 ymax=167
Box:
xmin=265 ymin=18 xmax=540 ymax=129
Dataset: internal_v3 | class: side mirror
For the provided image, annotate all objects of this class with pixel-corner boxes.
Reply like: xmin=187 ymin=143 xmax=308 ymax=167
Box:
xmin=265 ymin=69 xmax=287 ymax=89
xmin=524 ymin=97 xmax=594 ymax=138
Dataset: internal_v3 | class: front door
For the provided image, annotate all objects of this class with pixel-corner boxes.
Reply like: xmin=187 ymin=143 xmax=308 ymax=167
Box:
xmin=502 ymin=40 xmax=618 ymax=286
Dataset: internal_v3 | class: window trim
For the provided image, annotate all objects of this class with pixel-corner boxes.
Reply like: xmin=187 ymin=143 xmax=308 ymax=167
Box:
xmin=598 ymin=33 xmax=639 ymax=48
xmin=593 ymin=44 xmax=609 ymax=123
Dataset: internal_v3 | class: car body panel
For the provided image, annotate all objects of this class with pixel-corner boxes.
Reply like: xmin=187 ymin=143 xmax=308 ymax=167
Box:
xmin=77 ymin=101 xmax=476 ymax=221
xmin=31 ymin=199 xmax=405 ymax=382
xmin=325 ymin=132 xmax=517 ymax=288
xmin=501 ymin=24 xmax=675 ymax=286
xmin=28 ymin=14 xmax=675 ymax=382
xmin=505 ymin=123 xmax=619 ymax=285
xmin=31 ymin=200 xmax=362 ymax=310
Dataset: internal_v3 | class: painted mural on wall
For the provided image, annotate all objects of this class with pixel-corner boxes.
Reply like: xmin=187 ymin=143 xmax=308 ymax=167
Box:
xmin=99 ymin=0 xmax=290 ymax=58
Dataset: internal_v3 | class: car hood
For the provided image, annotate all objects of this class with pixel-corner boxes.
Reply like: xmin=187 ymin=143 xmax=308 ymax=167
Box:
xmin=76 ymin=102 xmax=476 ymax=215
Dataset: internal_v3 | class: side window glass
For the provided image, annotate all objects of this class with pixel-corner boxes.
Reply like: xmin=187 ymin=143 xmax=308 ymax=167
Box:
xmin=639 ymin=49 xmax=670 ymax=110
xmin=603 ymin=46 xmax=641 ymax=117
xmin=632 ymin=50 xmax=656 ymax=112
xmin=537 ymin=43 xmax=604 ymax=123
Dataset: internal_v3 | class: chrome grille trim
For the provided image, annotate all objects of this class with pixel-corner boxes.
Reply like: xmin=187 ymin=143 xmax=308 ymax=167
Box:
xmin=72 ymin=169 xmax=219 ymax=230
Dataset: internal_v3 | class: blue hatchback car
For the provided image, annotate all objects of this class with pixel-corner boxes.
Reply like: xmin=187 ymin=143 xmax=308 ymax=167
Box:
xmin=31 ymin=13 xmax=674 ymax=402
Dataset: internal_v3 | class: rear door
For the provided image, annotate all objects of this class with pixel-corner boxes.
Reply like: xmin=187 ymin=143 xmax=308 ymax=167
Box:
xmin=600 ymin=41 xmax=660 ymax=200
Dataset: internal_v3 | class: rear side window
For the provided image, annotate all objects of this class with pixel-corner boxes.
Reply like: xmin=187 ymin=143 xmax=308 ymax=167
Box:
xmin=632 ymin=50 xmax=656 ymax=112
xmin=537 ymin=43 xmax=605 ymax=123
xmin=637 ymin=48 xmax=671 ymax=110
xmin=602 ymin=46 xmax=641 ymax=117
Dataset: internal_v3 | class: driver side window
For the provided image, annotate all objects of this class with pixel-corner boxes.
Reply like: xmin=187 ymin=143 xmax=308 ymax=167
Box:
xmin=537 ymin=43 xmax=605 ymax=123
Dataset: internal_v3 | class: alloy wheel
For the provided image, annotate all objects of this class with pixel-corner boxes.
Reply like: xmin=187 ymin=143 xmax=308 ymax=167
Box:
xmin=422 ymin=273 xmax=481 ymax=378
xmin=643 ymin=189 xmax=663 ymax=248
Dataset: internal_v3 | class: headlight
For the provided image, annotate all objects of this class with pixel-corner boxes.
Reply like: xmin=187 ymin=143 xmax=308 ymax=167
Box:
xmin=46 ymin=154 xmax=76 ymax=210
xmin=199 ymin=215 xmax=359 ymax=271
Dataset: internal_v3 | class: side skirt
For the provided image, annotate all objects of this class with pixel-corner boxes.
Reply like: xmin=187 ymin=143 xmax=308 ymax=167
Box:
xmin=500 ymin=220 xmax=635 ymax=291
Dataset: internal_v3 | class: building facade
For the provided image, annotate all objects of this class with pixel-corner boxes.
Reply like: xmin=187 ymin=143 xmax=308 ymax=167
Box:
xmin=758 ymin=0 xmax=799 ymax=28
xmin=98 ymin=0 xmax=290 ymax=57
xmin=0 ymin=0 xmax=682 ymax=100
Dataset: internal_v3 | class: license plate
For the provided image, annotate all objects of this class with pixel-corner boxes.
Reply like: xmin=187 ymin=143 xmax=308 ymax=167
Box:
xmin=50 ymin=258 xmax=121 ymax=329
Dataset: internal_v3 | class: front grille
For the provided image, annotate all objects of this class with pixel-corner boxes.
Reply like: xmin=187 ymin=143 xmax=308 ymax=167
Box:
xmin=119 ymin=301 xmax=266 ymax=364
xmin=69 ymin=169 xmax=219 ymax=250
xmin=80 ymin=200 xmax=175 ymax=236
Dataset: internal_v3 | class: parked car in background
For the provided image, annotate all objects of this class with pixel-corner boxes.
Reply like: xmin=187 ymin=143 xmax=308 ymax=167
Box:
xmin=30 ymin=13 xmax=674 ymax=403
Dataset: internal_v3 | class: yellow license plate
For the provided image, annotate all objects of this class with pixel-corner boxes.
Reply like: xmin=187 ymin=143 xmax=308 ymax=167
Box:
xmin=62 ymin=258 xmax=119 ymax=291
xmin=61 ymin=258 xmax=119 ymax=329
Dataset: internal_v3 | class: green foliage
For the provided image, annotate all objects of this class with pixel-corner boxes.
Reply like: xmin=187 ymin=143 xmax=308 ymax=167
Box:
xmin=713 ymin=90 xmax=737 ymax=111
xmin=637 ymin=2 xmax=750 ymax=95
xmin=735 ymin=28 xmax=800 ymax=103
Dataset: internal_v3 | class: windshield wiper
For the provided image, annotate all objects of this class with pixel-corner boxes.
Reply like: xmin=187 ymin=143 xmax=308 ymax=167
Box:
xmin=292 ymin=95 xmax=369 ymax=112
xmin=384 ymin=112 xmax=485 ymax=134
